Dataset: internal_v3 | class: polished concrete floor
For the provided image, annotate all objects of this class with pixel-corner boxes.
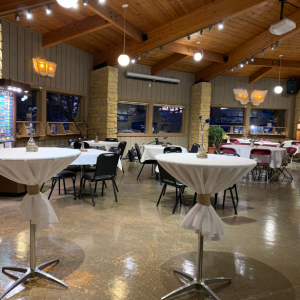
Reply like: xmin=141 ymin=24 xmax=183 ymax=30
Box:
xmin=0 ymin=161 xmax=300 ymax=300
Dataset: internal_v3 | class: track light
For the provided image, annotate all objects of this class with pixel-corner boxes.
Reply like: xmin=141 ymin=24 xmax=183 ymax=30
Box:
xmin=15 ymin=13 xmax=20 ymax=21
xmin=147 ymin=52 xmax=149 ymax=57
xmin=262 ymin=50 xmax=264 ymax=55
xmin=138 ymin=55 xmax=141 ymax=60
xmin=271 ymin=44 xmax=274 ymax=50
xmin=275 ymin=42 xmax=279 ymax=48
xmin=231 ymin=68 xmax=234 ymax=72
xmin=209 ymin=26 xmax=212 ymax=32
xmin=240 ymin=63 xmax=244 ymax=68
xmin=235 ymin=65 xmax=238 ymax=69
xmin=83 ymin=0 xmax=88 ymax=5
xmin=251 ymin=57 xmax=254 ymax=62
xmin=131 ymin=58 xmax=136 ymax=64
xmin=160 ymin=46 xmax=163 ymax=51
xmin=27 ymin=10 xmax=32 ymax=19
xmin=46 ymin=6 xmax=52 ymax=14
xmin=200 ymin=30 xmax=203 ymax=35
xmin=187 ymin=35 xmax=190 ymax=40
xmin=218 ymin=21 xmax=224 ymax=30
xmin=246 ymin=60 xmax=249 ymax=64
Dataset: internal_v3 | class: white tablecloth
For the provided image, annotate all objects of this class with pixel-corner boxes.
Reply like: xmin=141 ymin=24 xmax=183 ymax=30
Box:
xmin=85 ymin=140 xmax=119 ymax=151
xmin=156 ymin=153 xmax=256 ymax=243
xmin=71 ymin=149 xmax=122 ymax=170
xmin=222 ymin=145 xmax=286 ymax=168
xmin=282 ymin=141 xmax=300 ymax=154
xmin=141 ymin=145 xmax=188 ymax=162
xmin=228 ymin=139 xmax=279 ymax=146
xmin=0 ymin=148 xmax=80 ymax=230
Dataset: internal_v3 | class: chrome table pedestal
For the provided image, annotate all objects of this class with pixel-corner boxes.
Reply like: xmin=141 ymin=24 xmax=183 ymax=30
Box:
xmin=162 ymin=233 xmax=231 ymax=300
xmin=0 ymin=222 xmax=68 ymax=299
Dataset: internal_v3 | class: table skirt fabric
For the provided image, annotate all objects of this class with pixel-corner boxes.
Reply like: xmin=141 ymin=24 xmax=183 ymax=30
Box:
xmin=85 ymin=140 xmax=119 ymax=151
xmin=141 ymin=145 xmax=188 ymax=162
xmin=0 ymin=148 xmax=80 ymax=230
xmin=157 ymin=153 xmax=256 ymax=243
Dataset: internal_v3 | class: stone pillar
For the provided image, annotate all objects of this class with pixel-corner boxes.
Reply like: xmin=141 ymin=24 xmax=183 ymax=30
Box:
xmin=189 ymin=82 xmax=212 ymax=150
xmin=293 ymin=91 xmax=300 ymax=139
xmin=88 ymin=66 xmax=118 ymax=140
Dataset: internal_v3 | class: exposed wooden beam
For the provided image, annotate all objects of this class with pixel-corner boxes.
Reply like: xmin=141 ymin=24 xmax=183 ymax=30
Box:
xmin=164 ymin=42 xmax=224 ymax=63
xmin=42 ymin=15 xmax=111 ymax=48
xmin=93 ymin=0 xmax=272 ymax=66
xmin=249 ymin=58 xmax=300 ymax=68
xmin=195 ymin=9 xmax=300 ymax=82
xmin=0 ymin=0 xmax=53 ymax=15
xmin=249 ymin=67 xmax=273 ymax=84
xmin=151 ymin=54 xmax=187 ymax=75
xmin=87 ymin=0 xmax=142 ymax=42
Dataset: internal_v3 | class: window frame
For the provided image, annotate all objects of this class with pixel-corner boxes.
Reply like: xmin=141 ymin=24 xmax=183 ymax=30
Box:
xmin=117 ymin=98 xmax=188 ymax=137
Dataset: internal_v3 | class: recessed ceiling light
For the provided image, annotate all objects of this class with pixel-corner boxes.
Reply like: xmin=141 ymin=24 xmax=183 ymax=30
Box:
xmin=196 ymin=41 xmax=201 ymax=44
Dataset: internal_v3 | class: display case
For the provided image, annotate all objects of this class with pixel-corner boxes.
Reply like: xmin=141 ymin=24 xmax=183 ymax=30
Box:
xmin=0 ymin=88 xmax=14 ymax=144
xmin=16 ymin=121 xmax=45 ymax=138
xmin=250 ymin=126 xmax=287 ymax=136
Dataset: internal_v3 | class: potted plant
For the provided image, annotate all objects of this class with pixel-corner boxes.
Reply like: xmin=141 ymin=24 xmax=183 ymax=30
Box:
xmin=208 ymin=126 xmax=224 ymax=154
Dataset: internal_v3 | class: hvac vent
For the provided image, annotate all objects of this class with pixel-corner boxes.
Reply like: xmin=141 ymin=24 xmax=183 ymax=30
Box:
xmin=125 ymin=71 xmax=180 ymax=84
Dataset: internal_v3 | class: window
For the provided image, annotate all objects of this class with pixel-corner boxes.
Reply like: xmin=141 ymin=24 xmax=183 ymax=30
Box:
xmin=47 ymin=92 xmax=81 ymax=123
xmin=152 ymin=105 xmax=184 ymax=133
xmin=117 ymin=101 xmax=147 ymax=133
xmin=17 ymin=91 xmax=37 ymax=121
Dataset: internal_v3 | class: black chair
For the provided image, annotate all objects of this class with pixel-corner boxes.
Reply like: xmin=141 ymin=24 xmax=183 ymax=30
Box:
xmin=163 ymin=146 xmax=182 ymax=154
xmin=135 ymin=143 xmax=157 ymax=180
xmin=79 ymin=153 xmax=119 ymax=206
xmin=190 ymin=143 xmax=200 ymax=153
xmin=68 ymin=138 xmax=78 ymax=145
xmin=43 ymin=170 xmax=77 ymax=200
xmin=109 ymin=147 xmax=121 ymax=155
xmin=117 ymin=141 xmax=127 ymax=173
xmin=105 ymin=138 xmax=118 ymax=142
xmin=156 ymin=163 xmax=186 ymax=214
xmin=73 ymin=142 xmax=90 ymax=149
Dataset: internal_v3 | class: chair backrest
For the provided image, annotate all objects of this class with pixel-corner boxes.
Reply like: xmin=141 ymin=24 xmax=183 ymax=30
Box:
xmin=118 ymin=141 xmax=127 ymax=157
xmin=279 ymin=143 xmax=284 ymax=148
xmin=220 ymin=152 xmax=240 ymax=157
xmin=105 ymin=138 xmax=118 ymax=142
xmin=73 ymin=141 xmax=90 ymax=149
xmin=220 ymin=142 xmax=230 ymax=147
xmin=109 ymin=147 xmax=121 ymax=155
xmin=250 ymin=148 xmax=271 ymax=157
xmin=163 ymin=146 xmax=182 ymax=154
xmin=220 ymin=146 xmax=237 ymax=155
xmin=234 ymin=141 xmax=241 ymax=145
xmin=230 ymin=139 xmax=239 ymax=143
xmin=287 ymin=147 xmax=297 ymax=156
xmin=280 ymin=139 xmax=285 ymax=144
xmin=94 ymin=153 xmax=119 ymax=178
xmin=291 ymin=141 xmax=300 ymax=146
xmin=54 ymin=145 xmax=71 ymax=148
xmin=262 ymin=144 xmax=277 ymax=147
xmin=190 ymin=143 xmax=200 ymax=153
xmin=166 ymin=142 xmax=172 ymax=145
xmin=135 ymin=143 xmax=142 ymax=162
xmin=68 ymin=138 xmax=78 ymax=145
xmin=157 ymin=163 xmax=176 ymax=186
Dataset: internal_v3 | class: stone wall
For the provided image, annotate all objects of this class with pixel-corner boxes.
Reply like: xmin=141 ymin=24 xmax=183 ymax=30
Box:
xmin=88 ymin=66 xmax=118 ymax=140
xmin=293 ymin=91 xmax=300 ymax=139
xmin=189 ymin=82 xmax=211 ymax=150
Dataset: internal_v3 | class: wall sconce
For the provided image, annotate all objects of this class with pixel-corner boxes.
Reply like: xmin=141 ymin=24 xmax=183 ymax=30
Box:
xmin=32 ymin=58 xmax=57 ymax=77
xmin=250 ymin=90 xmax=268 ymax=106
xmin=233 ymin=88 xmax=249 ymax=105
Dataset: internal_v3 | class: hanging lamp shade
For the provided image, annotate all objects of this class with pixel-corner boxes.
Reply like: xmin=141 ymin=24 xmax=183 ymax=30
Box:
xmin=274 ymin=86 xmax=283 ymax=94
xmin=32 ymin=58 xmax=47 ymax=76
xmin=194 ymin=49 xmax=203 ymax=62
xmin=118 ymin=4 xmax=130 ymax=67
xmin=57 ymin=0 xmax=78 ymax=8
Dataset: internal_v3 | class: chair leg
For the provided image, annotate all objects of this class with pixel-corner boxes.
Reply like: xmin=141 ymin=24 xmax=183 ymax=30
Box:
xmin=113 ymin=180 xmax=119 ymax=192
xmin=63 ymin=179 xmax=66 ymax=195
xmin=176 ymin=188 xmax=178 ymax=203
xmin=157 ymin=183 xmax=166 ymax=206
xmin=104 ymin=181 xmax=107 ymax=188
xmin=172 ymin=187 xmax=181 ymax=214
xmin=234 ymin=184 xmax=239 ymax=202
xmin=214 ymin=193 xmax=218 ymax=206
xmin=229 ymin=188 xmax=237 ymax=215
xmin=223 ymin=190 xmax=226 ymax=207
xmin=94 ymin=181 xmax=97 ymax=193
xmin=48 ymin=179 xmax=57 ymax=200
xmin=88 ymin=180 xmax=95 ymax=206
xmin=102 ymin=181 xmax=104 ymax=196
xmin=40 ymin=182 xmax=45 ymax=192
xmin=72 ymin=178 xmax=77 ymax=200
xmin=137 ymin=164 xmax=145 ymax=180
xmin=58 ymin=179 xmax=61 ymax=195
xmin=192 ymin=192 xmax=197 ymax=207
xmin=79 ymin=177 xmax=84 ymax=199
xmin=163 ymin=184 xmax=167 ymax=196
xmin=112 ymin=179 xmax=118 ymax=202
xmin=83 ymin=178 xmax=86 ymax=190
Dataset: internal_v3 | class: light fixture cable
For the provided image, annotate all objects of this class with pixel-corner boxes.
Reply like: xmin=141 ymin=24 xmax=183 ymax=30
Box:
xmin=123 ymin=6 xmax=126 ymax=54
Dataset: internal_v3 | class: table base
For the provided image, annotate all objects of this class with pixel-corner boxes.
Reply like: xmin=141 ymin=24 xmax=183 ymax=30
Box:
xmin=0 ymin=222 xmax=67 ymax=299
xmin=161 ymin=233 xmax=231 ymax=300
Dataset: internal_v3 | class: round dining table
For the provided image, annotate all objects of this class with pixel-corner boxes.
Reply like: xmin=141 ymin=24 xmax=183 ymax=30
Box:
xmin=84 ymin=140 xmax=119 ymax=151
xmin=0 ymin=147 xmax=80 ymax=299
xmin=156 ymin=153 xmax=256 ymax=300
xmin=222 ymin=144 xmax=286 ymax=168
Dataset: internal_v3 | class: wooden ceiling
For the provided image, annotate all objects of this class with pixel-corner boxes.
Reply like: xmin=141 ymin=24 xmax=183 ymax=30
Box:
xmin=2 ymin=0 xmax=300 ymax=82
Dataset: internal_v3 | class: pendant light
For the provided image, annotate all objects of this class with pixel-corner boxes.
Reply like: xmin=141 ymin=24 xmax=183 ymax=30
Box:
xmin=274 ymin=57 xmax=283 ymax=94
xmin=118 ymin=4 xmax=130 ymax=67
xmin=194 ymin=48 xmax=203 ymax=61
xmin=57 ymin=0 xmax=78 ymax=8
